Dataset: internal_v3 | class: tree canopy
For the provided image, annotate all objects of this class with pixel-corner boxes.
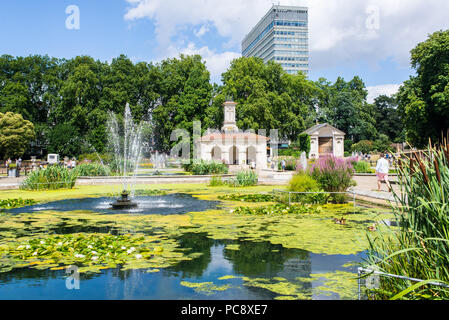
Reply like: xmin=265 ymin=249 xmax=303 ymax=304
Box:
xmin=216 ymin=57 xmax=318 ymax=141
xmin=0 ymin=112 xmax=35 ymax=159
xmin=398 ymin=30 xmax=449 ymax=147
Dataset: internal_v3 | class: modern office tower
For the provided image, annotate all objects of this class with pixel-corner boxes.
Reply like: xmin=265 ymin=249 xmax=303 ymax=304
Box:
xmin=242 ymin=5 xmax=309 ymax=75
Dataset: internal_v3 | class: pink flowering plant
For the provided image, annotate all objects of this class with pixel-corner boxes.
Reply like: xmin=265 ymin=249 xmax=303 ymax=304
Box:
xmin=308 ymin=155 xmax=356 ymax=203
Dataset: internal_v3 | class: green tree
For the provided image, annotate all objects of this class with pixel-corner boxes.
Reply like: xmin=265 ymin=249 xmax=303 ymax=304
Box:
xmin=373 ymin=95 xmax=404 ymax=142
xmin=398 ymin=30 xmax=449 ymax=147
xmin=0 ymin=112 xmax=35 ymax=159
xmin=315 ymin=76 xmax=377 ymax=142
xmin=47 ymin=123 xmax=83 ymax=157
xmin=152 ymin=54 xmax=213 ymax=153
xmin=219 ymin=57 xmax=316 ymax=141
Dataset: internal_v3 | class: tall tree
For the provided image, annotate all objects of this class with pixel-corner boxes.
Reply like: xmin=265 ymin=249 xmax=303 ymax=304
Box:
xmin=315 ymin=76 xmax=377 ymax=142
xmin=219 ymin=57 xmax=316 ymax=142
xmin=373 ymin=95 xmax=404 ymax=142
xmin=398 ymin=30 xmax=449 ymax=147
xmin=152 ymin=54 xmax=213 ymax=153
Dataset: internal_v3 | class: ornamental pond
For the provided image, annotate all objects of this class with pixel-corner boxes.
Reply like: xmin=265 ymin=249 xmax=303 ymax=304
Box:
xmin=0 ymin=184 xmax=393 ymax=300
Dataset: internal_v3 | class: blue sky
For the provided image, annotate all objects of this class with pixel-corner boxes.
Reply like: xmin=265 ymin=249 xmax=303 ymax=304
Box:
xmin=1 ymin=0 xmax=449 ymax=101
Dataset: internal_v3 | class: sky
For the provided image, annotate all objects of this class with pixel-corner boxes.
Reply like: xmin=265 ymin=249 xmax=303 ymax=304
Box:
xmin=1 ymin=0 xmax=449 ymax=102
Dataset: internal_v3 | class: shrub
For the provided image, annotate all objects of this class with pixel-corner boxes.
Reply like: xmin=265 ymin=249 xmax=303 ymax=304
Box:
xmin=208 ymin=175 xmax=226 ymax=187
xmin=289 ymin=173 xmax=319 ymax=192
xmin=287 ymin=173 xmax=329 ymax=204
xmin=309 ymin=155 xmax=355 ymax=203
xmin=183 ymin=160 xmax=228 ymax=175
xmin=278 ymin=148 xmax=302 ymax=157
xmin=353 ymin=161 xmax=374 ymax=174
xmin=235 ymin=170 xmax=258 ymax=187
xmin=73 ymin=163 xmax=112 ymax=177
xmin=77 ymin=153 xmax=113 ymax=164
xmin=351 ymin=140 xmax=374 ymax=154
xmin=227 ymin=170 xmax=258 ymax=187
xmin=20 ymin=166 xmax=78 ymax=190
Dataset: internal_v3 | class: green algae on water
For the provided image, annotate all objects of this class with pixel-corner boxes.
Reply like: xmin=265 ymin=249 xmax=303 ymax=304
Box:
xmin=180 ymin=281 xmax=232 ymax=295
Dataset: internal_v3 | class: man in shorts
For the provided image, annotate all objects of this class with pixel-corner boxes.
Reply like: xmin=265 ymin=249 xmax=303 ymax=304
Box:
xmin=376 ymin=153 xmax=391 ymax=192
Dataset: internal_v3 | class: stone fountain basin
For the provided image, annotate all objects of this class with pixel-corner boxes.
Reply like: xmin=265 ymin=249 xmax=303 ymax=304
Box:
xmin=6 ymin=194 xmax=221 ymax=215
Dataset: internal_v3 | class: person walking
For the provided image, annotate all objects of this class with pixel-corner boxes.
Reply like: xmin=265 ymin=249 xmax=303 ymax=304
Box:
xmin=376 ymin=153 xmax=391 ymax=192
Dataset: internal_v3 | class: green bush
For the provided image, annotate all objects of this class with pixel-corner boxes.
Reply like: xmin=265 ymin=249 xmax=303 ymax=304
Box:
xmin=232 ymin=170 xmax=258 ymax=187
xmin=353 ymin=161 xmax=374 ymax=173
xmin=73 ymin=163 xmax=112 ymax=177
xmin=183 ymin=160 xmax=228 ymax=175
xmin=351 ymin=140 xmax=374 ymax=154
xmin=287 ymin=173 xmax=329 ymax=204
xmin=78 ymin=153 xmax=113 ymax=164
xmin=208 ymin=175 xmax=226 ymax=187
xmin=227 ymin=170 xmax=258 ymax=187
xmin=278 ymin=148 xmax=302 ymax=157
xmin=309 ymin=156 xmax=355 ymax=203
xmin=20 ymin=166 xmax=78 ymax=190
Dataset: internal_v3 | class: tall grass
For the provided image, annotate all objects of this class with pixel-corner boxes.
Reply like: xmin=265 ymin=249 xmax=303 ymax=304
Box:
xmin=73 ymin=163 xmax=112 ymax=177
xmin=183 ymin=160 xmax=228 ymax=175
xmin=364 ymin=141 xmax=449 ymax=299
xmin=20 ymin=166 xmax=78 ymax=190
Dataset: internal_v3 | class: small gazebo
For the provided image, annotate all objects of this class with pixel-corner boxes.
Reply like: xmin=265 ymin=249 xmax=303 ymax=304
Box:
xmin=302 ymin=123 xmax=345 ymax=159
xmin=195 ymin=101 xmax=269 ymax=171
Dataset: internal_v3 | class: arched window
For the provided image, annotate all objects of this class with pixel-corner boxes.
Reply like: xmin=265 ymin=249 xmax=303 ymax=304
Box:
xmin=211 ymin=146 xmax=222 ymax=161
xmin=229 ymin=146 xmax=239 ymax=165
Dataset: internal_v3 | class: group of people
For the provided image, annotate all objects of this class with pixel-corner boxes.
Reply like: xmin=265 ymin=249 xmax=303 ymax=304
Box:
xmin=5 ymin=158 xmax=22 ymax=169
xmin=64 ymin=158 xmax=77 ymax=169
xmin=267 ymin=157 xmax=286 ymax=171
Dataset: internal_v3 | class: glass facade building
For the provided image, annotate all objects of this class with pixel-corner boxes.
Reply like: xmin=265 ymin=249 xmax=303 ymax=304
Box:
xmin=242 ymin=5 xmax=308 ymax=75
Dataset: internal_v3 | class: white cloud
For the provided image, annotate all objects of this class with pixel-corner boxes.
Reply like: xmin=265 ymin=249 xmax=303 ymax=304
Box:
xmin=124 ymin=0 xmax=449 ymax=76
xmin=367 ymin=84 xmax=401 ymax=103
xmin=194 ymin=24 xmax=209 ymax=38
xmin=164 ymin=43 xmax=241 ymax=83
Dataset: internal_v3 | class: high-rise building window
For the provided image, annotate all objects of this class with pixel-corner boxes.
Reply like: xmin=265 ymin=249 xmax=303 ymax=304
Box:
xmin=242 ymin=5 xmax=309 ymax=75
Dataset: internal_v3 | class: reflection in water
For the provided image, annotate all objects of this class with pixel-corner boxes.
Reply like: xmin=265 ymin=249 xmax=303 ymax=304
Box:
xmin=0 ymin=232 xmax=362 ymax=300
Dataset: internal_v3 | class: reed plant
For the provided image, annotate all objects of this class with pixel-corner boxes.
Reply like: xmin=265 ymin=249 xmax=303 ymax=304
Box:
xmin=73 ymin=163 xmax=112 ymax=177
xmin=20 ymin=166 xmax=78 ymax=190
xmin=364 ymin=140 xmax=449 ymax=299
xmin=232 ymin=170 xmax=258 ymax=187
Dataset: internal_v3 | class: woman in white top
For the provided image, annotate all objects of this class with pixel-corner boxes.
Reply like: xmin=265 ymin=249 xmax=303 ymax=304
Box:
xmin=376 ymin=153 xmax=391 ymax=192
